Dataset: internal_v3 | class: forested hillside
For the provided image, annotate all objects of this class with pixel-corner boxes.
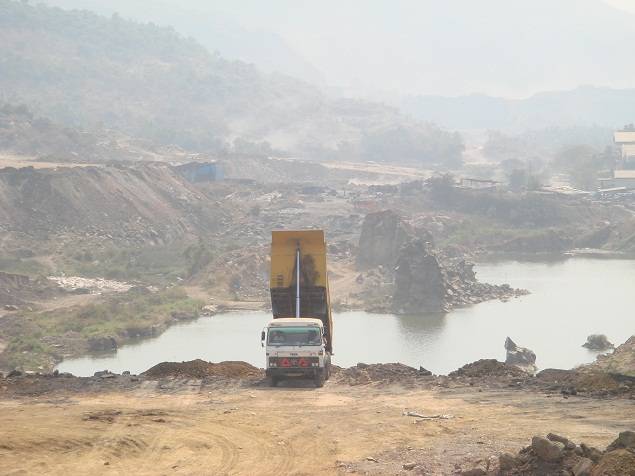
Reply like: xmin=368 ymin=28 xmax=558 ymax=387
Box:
xmin=0 ymin=1 xmax=463 ymax=166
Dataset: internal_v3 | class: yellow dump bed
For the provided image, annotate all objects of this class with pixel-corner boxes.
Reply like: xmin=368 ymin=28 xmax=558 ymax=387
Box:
xmin=270 ymin=230 xmax=333 ymax=352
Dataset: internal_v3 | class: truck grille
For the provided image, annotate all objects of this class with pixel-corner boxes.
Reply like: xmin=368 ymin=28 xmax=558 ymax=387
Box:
xmin=269 ymin=357 xmax=319 ymax=368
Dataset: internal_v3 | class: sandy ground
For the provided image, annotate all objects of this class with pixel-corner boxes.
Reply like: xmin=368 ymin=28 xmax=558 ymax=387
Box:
xmin=0 ymin=381 xmax=632 ymax=476
xmin=0 ymin=154 xmax=100 ymax=169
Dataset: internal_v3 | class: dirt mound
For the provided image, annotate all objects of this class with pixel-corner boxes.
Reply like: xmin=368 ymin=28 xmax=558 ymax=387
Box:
xmin=332 ymin=363 xmax=426 ymax=385
xmin=536 ymin=368 xmax=634 ymax=396
xmin=0 ymin=163 xmax=224 ymax=244
xmin=449 ymin=359 xmax=528 ymax=378
xmin=0 ymin=271 xmax=60 ymax=306
xmin=143 ymin=360 xmax=262 ymax=379
xmin=585 ymin=335 xmax=635 ymax=377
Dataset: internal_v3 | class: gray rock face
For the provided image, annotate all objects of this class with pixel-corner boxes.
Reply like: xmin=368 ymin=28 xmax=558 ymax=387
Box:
xmin=356 ymin=210 xmax=526 ymax=314
xmin=357 ymin=210 xmax=413 ymax=270
xmin=582 ymin=334 xmax=614 ymax=351
xmin=532 ymin=436 xmax=563 ymax=462
xmin=505 ymin=337 xmax=537 ymax=373
xmin=393 ymin=238 xmax=446 ymax=313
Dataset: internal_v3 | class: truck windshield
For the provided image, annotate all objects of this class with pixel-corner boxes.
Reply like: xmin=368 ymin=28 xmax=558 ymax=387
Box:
xmin=267 ymin=327 xmax=322 ymax=346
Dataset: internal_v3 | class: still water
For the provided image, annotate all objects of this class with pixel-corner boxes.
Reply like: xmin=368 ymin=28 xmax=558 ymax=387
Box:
xmin=57 ymin=258 xmax=635 ymax=376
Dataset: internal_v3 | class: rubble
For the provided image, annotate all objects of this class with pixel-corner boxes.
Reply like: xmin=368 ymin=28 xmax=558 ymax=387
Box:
xmin=461 ymin=431 xmax=635 ymax=476
xmin=583 ymin=335 xmax=635 ymax=377
xmin=505 ymin=337 xmax=537 ymax=374
xmin=48 ymin=276 xmax=132 ymax=294
xmin=583 ymin=334 xmax=615 ymax=352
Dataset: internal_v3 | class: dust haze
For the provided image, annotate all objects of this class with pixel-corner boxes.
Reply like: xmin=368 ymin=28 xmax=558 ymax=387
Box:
xmin=0 ymin=1 xmax=634 ymax=475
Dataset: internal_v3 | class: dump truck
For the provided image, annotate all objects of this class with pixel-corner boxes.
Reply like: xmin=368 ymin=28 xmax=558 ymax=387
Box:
xmin=261 ymin=230 xmax=333 ymax=387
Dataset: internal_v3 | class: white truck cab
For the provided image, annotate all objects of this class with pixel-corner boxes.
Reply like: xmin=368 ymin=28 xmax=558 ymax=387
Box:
xmin=261 ymin=317 xmax=331 ymax=387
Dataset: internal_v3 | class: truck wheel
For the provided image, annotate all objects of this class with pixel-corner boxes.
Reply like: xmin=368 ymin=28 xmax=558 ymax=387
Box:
xmin=325 ymin=363 xmax=331 ymax=380
xmin=314 ymin=371 xmax=325 ymax=388
xmin=270 ymin=376 xmax=279 ymax=387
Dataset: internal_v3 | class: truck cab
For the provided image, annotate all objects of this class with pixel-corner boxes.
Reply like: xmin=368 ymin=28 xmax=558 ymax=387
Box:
xmin=262 ymin=318 xmax=331 ymax=387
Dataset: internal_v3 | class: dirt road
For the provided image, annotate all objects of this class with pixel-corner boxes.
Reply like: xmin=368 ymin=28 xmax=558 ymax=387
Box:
xmin=0 ymin=380 xmax=632 ymax=475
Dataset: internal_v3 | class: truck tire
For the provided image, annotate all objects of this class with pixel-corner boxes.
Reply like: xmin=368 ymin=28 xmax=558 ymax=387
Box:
xmin=325 ymin=363 xmax=331 ymax=380
xmin=314 ymin=370 xmax=325 ymax=388
xmin=270 ymin=376 xmax=279 ymax=387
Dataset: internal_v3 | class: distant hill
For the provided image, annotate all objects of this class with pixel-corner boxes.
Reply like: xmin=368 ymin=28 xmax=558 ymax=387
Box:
xmin=401 ymin=87 xmax=635 ymax=131
xmin=0 ymin=103 xmax=190 ymax=163
xmin=40 ymin=0 xmax=326 ymax=86
xmin=0 ymin=1 xmax=462 ymax=166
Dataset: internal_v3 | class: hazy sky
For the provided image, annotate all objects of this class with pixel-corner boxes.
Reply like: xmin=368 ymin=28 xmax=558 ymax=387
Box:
xmin=605 ymin=0 xmax=635 ymax=13
xmin=46 ymin=0 xmax=635 ymax=98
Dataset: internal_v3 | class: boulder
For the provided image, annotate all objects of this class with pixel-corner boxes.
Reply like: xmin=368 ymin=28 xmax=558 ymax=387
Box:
xmin=580 ymin=444 xmax=603 ymax=463
xmin=505 ymin=337 xmax=537 ymax=373
xmin=583 ymin=334 xmax=614 ymax=351
xmin=606 ymin=431 xmax=635 ymax=451
xmin=531 ymin=436 xmax=563 ymax=462
xmin=87 ymin=336 xmax=118 ymax=352
xmin=572 ymin=457 xmax=594 ymax=476
xmin=498 ymin=453 xmax=519 ymax=470
xmin=94 ymin=370 xmax=117 ymax=378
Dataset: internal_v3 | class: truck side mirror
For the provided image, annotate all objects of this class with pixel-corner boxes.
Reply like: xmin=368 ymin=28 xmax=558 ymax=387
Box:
xmin=261 ymin=330 xmax=266 ymax=342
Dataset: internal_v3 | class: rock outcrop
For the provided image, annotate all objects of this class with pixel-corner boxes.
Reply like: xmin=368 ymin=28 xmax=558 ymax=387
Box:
xmin=393 ymin=238 xmax=446 ymax=313
xmin=505 ymin=337 xmax=537 ymax=374
xmin=582 ymin=334 xmax=614 ymax=351
xmin=357 ymin=210 xmax=414 ymax=270
xmin=87 ymin=336 xmax=118 ymax=353
xmin=357 ymin=210 xmax=527 ymax=314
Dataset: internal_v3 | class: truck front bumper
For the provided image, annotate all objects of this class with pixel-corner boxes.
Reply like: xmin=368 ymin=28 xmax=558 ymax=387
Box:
xmin=266 ymin=368 xmax=320 ymax=378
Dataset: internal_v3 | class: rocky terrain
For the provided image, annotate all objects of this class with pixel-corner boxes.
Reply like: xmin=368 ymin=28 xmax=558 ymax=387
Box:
xmin=585 ymin=335 xmax=635 ymax=377
xmin=353 ymin=210 xmax=527 ymax=313
xmin=0 ymin=359 xmax=633 ymax=475
xmin=459 ymin=431 xmax=635 ymax=476
xmin=1 ymin=156 xmax=633 ymax=374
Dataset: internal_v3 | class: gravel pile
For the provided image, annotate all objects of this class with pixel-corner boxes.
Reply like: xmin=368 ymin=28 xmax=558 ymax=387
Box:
xmin=449 ymin=359 xmax=528 ymax=378
xmin=143 ymin=359 xmax=262 ymax=379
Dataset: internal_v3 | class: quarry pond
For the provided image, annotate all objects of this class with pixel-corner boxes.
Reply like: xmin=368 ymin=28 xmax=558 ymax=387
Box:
xmin=57 ymin=257 xmax=635 ymax=377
